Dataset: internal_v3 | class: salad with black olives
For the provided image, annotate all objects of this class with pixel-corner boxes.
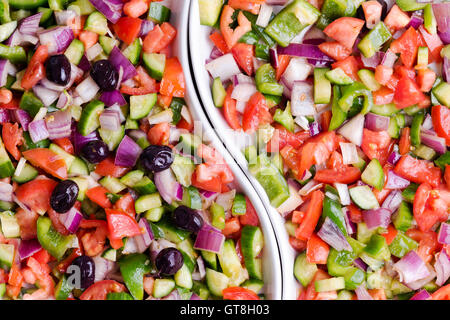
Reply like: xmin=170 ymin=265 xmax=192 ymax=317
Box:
xmin=0 ymin=0 xmax=266 ymax=301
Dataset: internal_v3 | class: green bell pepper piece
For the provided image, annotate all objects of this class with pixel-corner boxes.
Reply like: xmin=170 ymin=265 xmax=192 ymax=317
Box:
xmin=0 ymin=0 xmax=10 ymax=24
xmin=107 ymin=292 xmax=134 ymax=300
xmin=273 ymin=102 xmax=294 ymax=132
xmin=264 ymin=0 xmax=320 ymax=47
xmin=232 ymin=193 xmax=246 ymax=216
xmin=329 ymin=86 xmax=347 ymax=131
xmin=20 ymin=91 xmax=44 ymax=118
xmin=363 ymin=234 xmax=390 ymax=261
xmin=392 ymin=202 xmax=414 ymax=232
xmin=338 ymin=82 xmax=373 ymax=114
xmin=401 ymin=183 xmax=419 ymax=203
xmin=55 ymin=275 xmax=74 ymax=300
xmin=389 ymin=231 xmax=418 ymax=258
xmin=358 ymin=22 xmax=391 ymax=58
xmin=435 ymin=151 xmax=450 ymax=170
xmin=255 ymin=63 xmax=283 ymax=96
xmin=322 ymin=196 xmax=348 ymax=236
xmin=242 ymin=11 xmax=276 ymax=47
xmin=255 ymin=42 xmax=269 ymax=61
xmin=410 ymin=110 xmax=425 ymax=147
xmin=210 ymin=202 xmax=225 ymax=230
xmin=36 ymin=217 xmax=75 ymax=260
xmin=0 ymin=43 xmax=26 ymax=63
xmin=327 ymin=248 xmax=355 ymax=277
xmin=119 ymin=253 xmax=152 ymax=300
xmin=239 ymin=31 xmax=259 ymax=45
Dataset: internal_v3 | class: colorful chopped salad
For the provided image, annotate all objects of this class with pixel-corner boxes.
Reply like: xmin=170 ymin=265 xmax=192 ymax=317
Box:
xmin=201 ymin=0 xmax=450 ymax=300
xmin=0 ymin=0 xmax=267 ymax=301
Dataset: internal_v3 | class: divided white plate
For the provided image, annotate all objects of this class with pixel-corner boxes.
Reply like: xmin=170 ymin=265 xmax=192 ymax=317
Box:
xmin=187 ymin=0 xmax=299 ymax=299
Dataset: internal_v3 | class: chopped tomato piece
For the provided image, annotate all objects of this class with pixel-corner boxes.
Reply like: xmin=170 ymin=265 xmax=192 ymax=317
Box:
xmin=361 ymin=129 xmax=392 ymax=164
xmin=276 ymin=55 xmax=291 ymax=80
xmin=384 ymin=4 xmax=411 ymax=32
xmin=79 ymin=280 xmax=126 ymax=300
xmin=147 ymin=122 xmax=170 ymax=145
xmin=86 ymin=186 xmax=113 ymax=208
xmin=315 ymin=166 xmax=362 ymax=184
xmin=113 ymin=193 xmax=136 ymax=217
xmin=52 ymin=137 xmax=74 ymax=155
xmin=220 ymin=5 xmax=252 ymax=49
xmin=106 ymin=208 xmax=141 ymax=240
xmin=323 ymin=17 xmax=365 ymax=49
xmin=160 ymin=57 xmax=185 ymax=98
xmin=222 ymin=217 xmax=241 ymax=238
xmin=113 ymin=17 xmax=142 ymax=45
xmin=223 ymin=85 xmax=241 ymax=130
xmin=373 ymin=86 xmax=394 ymax=105
xmin=374 ymin=65 xmax=393 ymax=86
xmin=143 ymin=22 xmax=177 ymax=53
xmin=223 ymin=286 xmax=260 ymax=300
xmin=15 ymin=178 xmax=57 ymax=215
xmin=95 ymin=157 xmax=130 ymax=178
xmin=295 ymin=190 xmax=324 ymax=241
xmin=243 ymin=91 xmax=271 ymax=133
xmin=306 ymin=233 xmax=330 ymax=264
xmin=398 ymin=127 xmax=411 ymax=155
xmin=431 ymin=105 xmax=450 ymax=146
xmin=266 ymin=125 xmax=310 ymax=153
xmin=394 ymin=155 xmax=441 ymax=188
xmin=209 ymin=31 xmax=229 ymax=54
xmin=231 ymin=43 xmax=254 ymax=76
xmin=361 ymin=1 xmax=382 ymax=29
xmin=21 ymin=45 xmax=48 ymax=90
xmin=228 ymin=0 xmax=261 ymax=14
xmin=318 ymin=42 xmax=352 ymax=61
xmin=413 ymin=183 xmax=448 ymax=232
xmin=390 ymin=27 xmax=420 ymax=68
xmin=2 ymin=122 xmax=22 ymax=161
xmin=22 ymin=148 xmax=67 ymax=180
xmin=380 ymin=224 xmax=398 ymax=245
xmin=239 ymin=197 xmax=259 ymax=226
xmin=331 ymin=56 xmax=359 ymax=81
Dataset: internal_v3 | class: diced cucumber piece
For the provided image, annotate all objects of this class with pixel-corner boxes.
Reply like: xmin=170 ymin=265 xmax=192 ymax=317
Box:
xmin=0 ymin=21 xmax=16 ymax=43
xmin=78 ymin=100 xmax=104 ymax=136
xmin=155 ymin=217 xmax=190 ymax=244
xmin=358 ymin=69 xmax=381 ymax=91
xmin=123 ymin=38 xmax=142 ymax=65
xmin=130 ymin=93 xmax=157 ymax=120
xmin=315 ymin=277 xmax=345 ymax=292
xmin=100 ymin=176 xmax=127 ymax=194
xmin=68 ymin=157 xmax=89 ymax=176
xmin=142 ymin=52 xmax=165 ymax=81
xmin=135 ymin=193 xmax=162 ymax=214
xmin=64 ymin=39 xmax=85 ymax=65
xmin=241 ymin=226 xmax=264 ymax=280
xmin=153 ymin=278 xmax=175 ymax=298
xmin=133 ymin=176 xmax=156 ymax=195
xmin=120 ymin=170 xmax=144 ymax=187
xmin=12 ymin=162 xmax=38 ymax=183
xmin=325 ymin=67 xmax=354 ymax=85
xmin=294 ymin=252 xmax=318 ymax=287
xmin=84 ymin=11 xmax=108 ymax=35
xmin=98 ymin=125 xmax=125 ymax=151
xmin=174 ymin=264 xmax=193 ymax=289
xmin=171 ymin=154 xmax=194 ymax=187
xmin=314 ymin=67 xmax=331 ymax=104
xmin=143 ymin=206 xmax=165 ymax=222
xmin=55 ymin=275 xmax=74 ymax=300
xmin=361 ymin=159 xmax=384 ymax=191
xmin=102 ymin=248 xmax=117 ymax=261
xmin=198 ymin=0 xmax=222 ymax=26
xmin=371 ymin=103 xmax=399 ymax=116
xmin=432 ymin=80 xmax=450 ymax=107
xmin=242 ymin=279 xmax=264 ymax=295
xmin=218 ymin=239 xmax=244 ymax=286
xmin=98 ymin=36 xmax=118 ymax=55
xmin=49 ymin=143 xmax=76 ymax=168
xmin=0 ymin=243 xmax=14 ymax=267
xmin=201 ymin=250 xmax=218 ymax=270
xmin=148 ymin=2 xmax=171 ymax=23
xmin=212 ymin=77 xmax=226 ymax=108
xmin=69 ymin=177 xmax=89 ymax=201
xmin=392 ymin=202 xmax=413 ymax=232
xmin=0 ymin=213 xmax=19 ymax=238
xmin=337 ymin=290 xmax=354 ymax=300
xmin=205 ymin=268 xmax=229 ymax=297
xmin=349 ymin=186 xmax=379 ymax=210
xmin=357 ymin=222 xmax=377 ymax=244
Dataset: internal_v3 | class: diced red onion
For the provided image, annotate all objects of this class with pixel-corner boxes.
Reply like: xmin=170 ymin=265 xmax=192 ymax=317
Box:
xmin=205 ymin=53 xmax=241 ymax=81
xmin=291 ymin=81 xmax=315 ymax=116
xmin=361 ymin=52 xmax=381 ymax=69
xmin=215 ymin=190 xmax=236 ymax=212
xmin=194 ymin=228 xmax=225 ymax=254
xmin=309 ymin=121 xmax=321 ymax=136
xmin=78 ymin=54 xmax=91 ymax=72
xmin=99 ymin=109 xmax=120 ymax=131
xmin=134 ymin=218 xmax=154 ymax=253
xmin=231 ymin=83 xmax=257 ymax=102
xmin=139 ymin=19 xmax=154 ymax=37
xmin=75 ymin=76 xmax=100 ymax=102
xmin=115 ymin=135 xmax=142 ymax=167
xmin=18 ymin=239 xmax=42 ymax=261
xmin=71 ymin=125 xmax=99 ymax=154
xmin=162 ymin=290 xmax=180 ymax=300
xmin=33 ymin=85 xmax=59 ymax=107
xmin=317 ymin=217 xmax=352 ymax=251
xmin=343 ymin=207 xmax=356 ymax=235
xmin=299 ymin=180 xmax=323 ymax=196
xmin=353 ymin=257 xmax=368 ymax=271
xmin=381 ymin=190 xmax=403 ymax=213
xmin=199 ymin=189 xmax=217 ymax=200
xmin=438 ymin=223 xmax=450 ymax=245
xmin=281 ymin=58 xmax=312 ymax=90
xmin=387 ymin=151 xmax=401 ymax=165
xmin=56 ymin=91 xmax=71 ymax=109
xmin=433 ymin=3 xmax=450 ymax=36
xmin=12 ymin=109 xmax=31 ymax=131
xmin=434 ymin=250 xmax=450 ymax=286
xmin=0 ymin=181 xmax=12 ymax=202
xmin=355 ymin=285 xmax=373 ymax=300
xmin=0 ymin=59 xmax=16 ymax=87
xmin=58 ymin=207 xmax=83 ymax=233
xmin=5 ymin=29 xmax=21 ymax=46
xmin=45 ymin=110 xmax=71 ymax=140
xmin=365 ymin=112 xmax=390 ymax=131
xmin=335 ymin=183 xmax=351 ymax=206
xmin=28 ymin=119 xmax=49 ymax=143
xmin=381 ymin=49 xmax=398 ymax=68
xmin=408 ymin=15 xmax=424 ymax=29
xmin=190 ymin=293 xmax=201 ymax=300
xmin=109 ymin=46 xmax=137 ymax=82
xmin=394 ymin=250 xmax=430 ymax=284
xmin=0 ymin=109 xmax=10 ymax=124
xmin=406 ymin=263 xmax=436 ymax=290
xmin=88 ymin=0 xmax=123 ymax=23
xmin=363 ymin=208 xmax=392 ymax=230
xmin=420 ymin=131 xmax=446 ymax=154
xmin=206 ymin=46 xmax=223 ymax=64
xmin=439 ymin=30 xmax=450 ymax=45
xmin=19 ymin=13 xmax=42 ymax=36
xmin=338 ymin=114 xmax=365 ymax=146
xmin=269 ymin=47 xmax=279 ymax=69
xmin=175 ymin=183 xmax=183 ymax=201
xmin=410 ymin=289 xmax=431 ymax=300
xmin=277 ymin=180 xmax=303 ymax=216
xmin=39 ymin=26 xmax=74 ymax=54
xmin=385 ymin=171 xmax=411 ymax=190
xmin=154 ymin=168 xmax=178 ymax=204
xmin=277 ymin=43 xmax=334 ymax=61
xmin=54 ymin=10 xmax=76 ymax=25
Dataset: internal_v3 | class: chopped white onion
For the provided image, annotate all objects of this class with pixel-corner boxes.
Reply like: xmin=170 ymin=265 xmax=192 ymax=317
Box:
xmin=33 ymin=107 xmax=48 ymax=121
xmin=334 ymin=183 xmax=350 ymax=206
xmin=291 ymin=81 xmax=315 ymax=116
xmin=256 ymin=3 xmax=273 ymax=28
xmin=75 ymin=76 xmax=100 ymax=102
xmin=338 ymin=114 xmax=365 ymax=146
xmin=236 ymin=101 xmax=247 ymax=114
xmin=180 ymin=105 xmax=192 ymax=124
xmin=299 ymin=180 xmax=323 ymax=196
xmin=205 ymin=53 xmax=240 ymax=81
xmin=86 ymin=43 xmax=103 ymax=61
xmin=294 ymin=115 xmax=310 ymax=130
xmin=282 ymin=57 xmax=312 ymax=89
xmin=231 ymin=83 xmax=257 ymax=102
xmin=339 ymin=142 xmax=360 ymax=165
xmin=148 ymin=109 xmax=173 ymax=125
xmin=14 ymin=158 xmax=26 ymax=177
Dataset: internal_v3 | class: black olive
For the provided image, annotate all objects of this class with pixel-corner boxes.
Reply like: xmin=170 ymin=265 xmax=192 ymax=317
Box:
xmin=90 ymin=60 xmax=118 ymax=91
xmin=81 ymin=140 xmax=109 ymax=164
xmin=172 ymin=205 xmax=204 ymax=233
xmin=140 ymin=145 xmax=174 ymax=173
xmin=46 ymin=54 xmax=71 ymax=86
xmin=155 ymin=248 xmax=183 ymax=276
xmin=50 ymin=180 xmax=79 ymax=213
xmin=68 ymin=256 xmax=95 ymax=290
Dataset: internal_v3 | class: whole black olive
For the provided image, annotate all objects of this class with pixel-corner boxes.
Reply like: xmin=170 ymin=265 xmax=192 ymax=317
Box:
xmin=46 ymin=54 xmax=71 ymax=86
xmin=50 ymin=180 xmax=79 ymax=213
xmin=68 ymin=255 xmax=95 ymax=290
xmin=140 ymin=145 xmax=174 ymax=173
xmin=172 ymin=205 xmax=204 ymax=233
xmin=81 ymin=140 xmax=109 ymax=164
xmin=90 ymin=60 xmax=118 ymax=91
xmin=155 ymin=248 xmax=183 ymax=276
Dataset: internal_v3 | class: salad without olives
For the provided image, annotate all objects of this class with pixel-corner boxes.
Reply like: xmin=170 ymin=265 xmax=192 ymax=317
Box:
xmin=200 ymin=0 xmax=450 ymax=300
xmin=0 ymin=0 xmax=266 ymax=301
